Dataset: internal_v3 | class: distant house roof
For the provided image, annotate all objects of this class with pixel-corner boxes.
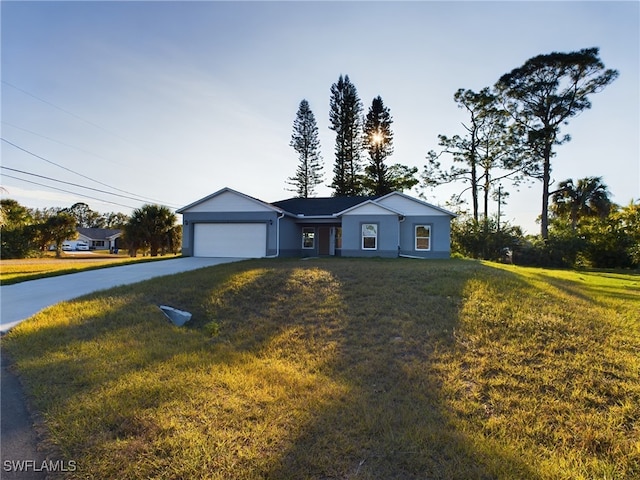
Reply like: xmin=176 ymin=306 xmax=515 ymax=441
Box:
xmin=271 ymin=196 xmax=376 ymax=216
xmin=77 ymin=228 xmax=122 ymax=240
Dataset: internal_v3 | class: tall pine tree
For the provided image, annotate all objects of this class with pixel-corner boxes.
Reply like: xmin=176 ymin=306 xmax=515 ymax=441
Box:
xmin=495 ymin=47 xmax=618 ymax=239
xmin=329 ymin=75 xmax=363 ymax=196
xmin=362 ymin=96 xmax=418 ymax=195
xmin=287 ymin=99 xmax=323 ymax=198
xmin=362 ymin=96 xmax=394 ymax=195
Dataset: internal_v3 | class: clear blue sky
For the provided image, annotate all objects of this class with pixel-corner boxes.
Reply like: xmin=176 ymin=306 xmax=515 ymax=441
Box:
xmin=2 ymin=1 xmax=638 ymax=234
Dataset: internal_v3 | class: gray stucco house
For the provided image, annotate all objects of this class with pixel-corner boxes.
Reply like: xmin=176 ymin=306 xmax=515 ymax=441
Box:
xmin=177 ymin=187 xmax=455 ymax=259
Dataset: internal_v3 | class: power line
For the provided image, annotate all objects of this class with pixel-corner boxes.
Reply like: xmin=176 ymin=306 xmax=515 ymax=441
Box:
xmin=2 ymin=80 xmax=103 ymax=129
xmin=1 ymin=137 xmax=179 ymax=208
xmin=1 ymin=166 xmax=173 ymax=207
xmin=1 ymin=121 xmax=125 ymax=167
xmin=1 ymin=173 xmax=138 ymax=210
xmin=2 ymin=80 xmax=169 ymax=162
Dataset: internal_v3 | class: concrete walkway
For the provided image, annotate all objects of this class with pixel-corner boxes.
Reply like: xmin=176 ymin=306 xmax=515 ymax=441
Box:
xmin=0 ymin=257 xmax=242 ymax=478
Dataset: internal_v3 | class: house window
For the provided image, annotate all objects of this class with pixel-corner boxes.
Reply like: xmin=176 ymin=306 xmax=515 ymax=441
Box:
xmin=335 ymin=227 xmax=342 ymax=249
xmin=415 ymin=225 xmax=431 ymax=250
xmin=362 ymin=223 xmax=377 ymax=250
xmin=302 ymin=228 xmax=315 ymax=249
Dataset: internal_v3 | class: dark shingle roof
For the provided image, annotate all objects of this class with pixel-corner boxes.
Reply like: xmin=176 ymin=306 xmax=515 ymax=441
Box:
xmin=77 ymin=228 xmax=122 ymax=240
xmin=271 ymin=196 xmax=377 ymax=216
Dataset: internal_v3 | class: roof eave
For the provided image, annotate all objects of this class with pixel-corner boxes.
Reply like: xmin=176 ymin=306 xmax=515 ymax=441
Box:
xmin=335 ymin=200 xmax=403 ymax=217
xmin=376 ymin=191 xmax=458 ymax=217
xmin=177 ymin=187 xmax=283 ymax=214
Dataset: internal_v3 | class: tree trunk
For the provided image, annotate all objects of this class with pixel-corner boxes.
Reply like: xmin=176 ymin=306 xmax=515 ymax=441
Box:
xmin=483 ymin=173 xmax=490 ymax=232
xmin=540 ymin=142 xmax=553 ymax=240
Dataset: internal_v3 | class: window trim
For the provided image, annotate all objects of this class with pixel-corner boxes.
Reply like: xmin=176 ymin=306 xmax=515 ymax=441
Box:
xmin=361 ymin=223 xmax=378 ymax=250
xmin=415 ymin=224 xmax=431 ymax=251
xmin=302 ymin=227 xmax=315 ymax=249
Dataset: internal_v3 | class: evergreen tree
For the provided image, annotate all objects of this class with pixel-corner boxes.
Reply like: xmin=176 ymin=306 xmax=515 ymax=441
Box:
xmin=62 ymin=202 xmax=104 ymax=228
xmin=46 ymin=213 xmax=77 ymax=258
xmin=422 ymin=88 xmax=534 ymax=224
xmin=287 ymin=99 xmax=323 ymax=198
xmin=0 ymin=199 xmax=35 ymax=258
xmin=495 ymin=47 xmax=618 ymax=239
xmin=329 ymin=75 xmax=363 ymax=196
xmin=362 ymin=96 xmax=395 ymax=195
xmin=362 ymin=96 xmax=418 ymax=195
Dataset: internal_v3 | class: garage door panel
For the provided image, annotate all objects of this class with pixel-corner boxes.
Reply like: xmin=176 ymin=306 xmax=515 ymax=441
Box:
xmin=194 ymin=223 xmax=266 ymax=258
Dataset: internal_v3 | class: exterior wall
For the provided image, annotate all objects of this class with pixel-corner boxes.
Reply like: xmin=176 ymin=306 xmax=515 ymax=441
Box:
xmin=181 ymin=211 xmax=279 ymax=257
xmin=398 ymin=216 xmax=451 ymax=259
xmin=278 ymin=219 xmax=342 ymax=257
xmin=278 ymin=217 xmax=304 ymax=257
xmin=340 ymin=215 xmax=400 ymax=258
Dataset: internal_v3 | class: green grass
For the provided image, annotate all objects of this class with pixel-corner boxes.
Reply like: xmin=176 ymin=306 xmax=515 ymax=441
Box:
xmin=2 ymin=258 xmax=639 ymax=479
xmin=0 ymin=253 xmax=179 ymax=285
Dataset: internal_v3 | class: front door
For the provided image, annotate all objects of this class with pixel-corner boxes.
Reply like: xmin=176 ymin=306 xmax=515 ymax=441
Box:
xmin=318 ymin=227 xmax=330 ymax=255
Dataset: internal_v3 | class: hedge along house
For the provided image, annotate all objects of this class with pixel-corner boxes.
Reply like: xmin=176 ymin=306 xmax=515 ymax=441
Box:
xmin=177 ymin=187 xmax=456 ymax=259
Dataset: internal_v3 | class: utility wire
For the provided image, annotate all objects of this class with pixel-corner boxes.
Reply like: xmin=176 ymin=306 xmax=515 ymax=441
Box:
xmin=1 ymin=120 xmax=125 ymax=167
xmin=2 ymin=80 xmax=169 ymax=162
xmin=0 ymin=166 xmax=175 ymax=208
xmin=1 ymin=174 xmax=138 ymax=210
xmin=2 ymin=80 xmax=105 ymax=130
xmin=1 ymin=137 xmax=178 ymax=208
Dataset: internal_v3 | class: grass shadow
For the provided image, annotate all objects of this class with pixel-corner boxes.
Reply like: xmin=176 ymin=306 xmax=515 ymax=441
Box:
xmin=3 ymin=258 xmax=638 ymax=478
xmin=263 ymin=259 xmax=539 ymax=479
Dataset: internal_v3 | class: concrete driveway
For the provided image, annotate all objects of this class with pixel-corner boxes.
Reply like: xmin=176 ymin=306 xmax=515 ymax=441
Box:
xmin=0 ymin=256 xmax=243 ymax=333
xmin=0 ymin=256 xmax=242 ymax=478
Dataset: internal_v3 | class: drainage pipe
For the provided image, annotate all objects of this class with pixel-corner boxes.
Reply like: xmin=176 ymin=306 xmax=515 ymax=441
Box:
xmin=399 ymin=254 xmax=427 ymax=260
xmin=265 ymin=212 xmax=285 ymax=258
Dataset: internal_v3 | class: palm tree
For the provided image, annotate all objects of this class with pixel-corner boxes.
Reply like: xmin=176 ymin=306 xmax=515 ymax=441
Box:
xmin=124 ymin=205 xmax=176 ymax=257
xmin=551 ymin=176 xmax=612 ymax=230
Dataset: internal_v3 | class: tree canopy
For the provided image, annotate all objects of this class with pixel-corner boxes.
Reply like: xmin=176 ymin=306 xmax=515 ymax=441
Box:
xmin=362 ymin=96 xmax=418 ymax=195
xmin=495 ymin=47 xmax=619 ymax=238
xmin=329 ymin=75 xmax=364 ymax=196
xmin=550 ymin=176 xmax=612 ymax=230
xmin=287 ymin=99 xmax=323 ymax=198
xmin=362 ymin=96 xmax=395 ymax=195
xmin=62 ymin=202 xmax=105 ymax=228
xmin=124 ymin=204 xmax=177 ymax=257
xmin=46 ymin=213 xmax=77 ymax=258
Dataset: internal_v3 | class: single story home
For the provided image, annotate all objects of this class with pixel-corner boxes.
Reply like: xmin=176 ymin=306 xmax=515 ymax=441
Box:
xmin=76 ymin=227 xmax=122 ymax=251
xmin=177 ymin=187 xmax=455 ymax=259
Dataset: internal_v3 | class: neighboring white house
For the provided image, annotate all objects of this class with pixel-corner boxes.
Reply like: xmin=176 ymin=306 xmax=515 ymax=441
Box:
xmin=61 ymin=228 xmax=122 ymax=251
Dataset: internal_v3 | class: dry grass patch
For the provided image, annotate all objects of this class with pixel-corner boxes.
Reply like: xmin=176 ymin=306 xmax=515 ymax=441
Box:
xmin=2 ymin=258 xmax=639 ymax=479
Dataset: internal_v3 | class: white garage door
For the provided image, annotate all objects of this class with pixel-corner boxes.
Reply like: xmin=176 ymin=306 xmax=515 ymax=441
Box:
xmin=193 ymin=223 xmax=266 ymax=258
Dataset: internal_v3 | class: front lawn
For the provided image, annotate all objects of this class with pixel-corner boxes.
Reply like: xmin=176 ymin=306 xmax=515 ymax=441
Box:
xmin=2 ymin=258 xmax=639 ymax=479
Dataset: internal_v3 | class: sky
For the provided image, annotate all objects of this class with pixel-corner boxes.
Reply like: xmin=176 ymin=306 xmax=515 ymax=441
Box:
xmin=1 ymin=0 xmax=638 ymax=234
